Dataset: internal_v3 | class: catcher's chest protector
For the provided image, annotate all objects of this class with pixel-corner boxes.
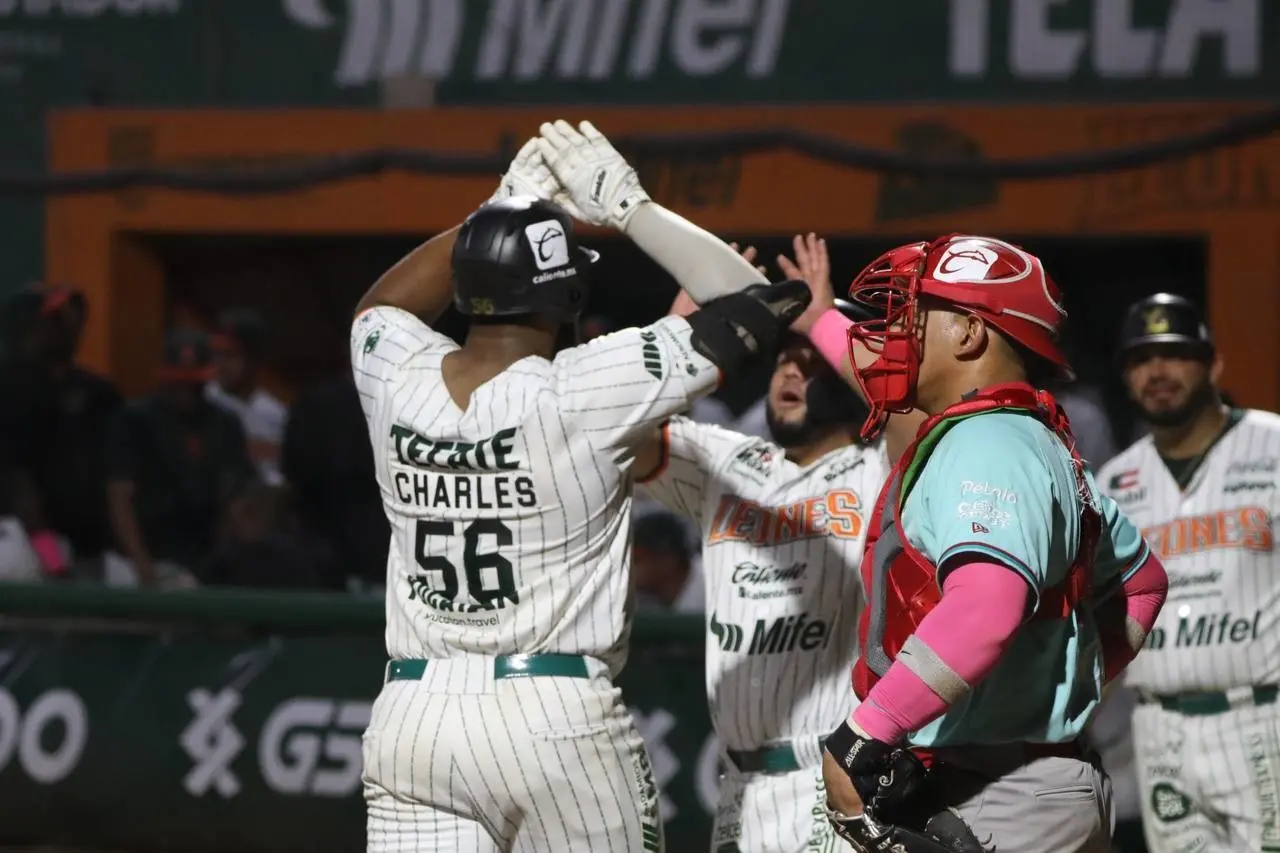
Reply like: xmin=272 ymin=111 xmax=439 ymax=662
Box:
xmin=853 ymin=383 xmax=1102 ymax=701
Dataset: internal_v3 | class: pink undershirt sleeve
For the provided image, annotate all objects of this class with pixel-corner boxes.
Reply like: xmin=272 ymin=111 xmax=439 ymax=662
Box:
xmin=851 ymin=560 xmax=1030 ymax=744
xmin=1098 ymin=553 xmax=1167 ymax=683
xmin=809 ymin=308 xmax=855 ymax=375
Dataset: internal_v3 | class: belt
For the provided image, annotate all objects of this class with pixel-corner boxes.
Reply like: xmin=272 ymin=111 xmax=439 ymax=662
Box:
xmin=726 ymin=738 xmax=826 ymax=775
xmin=385 ymin=654 xmax=591 ymax=683
xmin=1141 ymin=684 xmax=1279 ymax=716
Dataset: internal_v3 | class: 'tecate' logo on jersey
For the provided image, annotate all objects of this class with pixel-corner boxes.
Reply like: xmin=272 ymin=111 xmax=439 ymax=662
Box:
xmin=707 ymin=491 xmax=865 ymax=547
xmin=1141 ymin=507 xmax=1274 ymax=560
xmin=709 ymin=612 xmax=831 ymax=656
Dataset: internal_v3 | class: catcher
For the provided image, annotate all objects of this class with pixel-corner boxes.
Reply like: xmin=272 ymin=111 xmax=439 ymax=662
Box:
xmin=781 ymin=233 xmax=1170 ymax=851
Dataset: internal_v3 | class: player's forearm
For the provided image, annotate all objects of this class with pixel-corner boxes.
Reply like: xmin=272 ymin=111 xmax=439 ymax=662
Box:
xmin=355 ymin=225 xmax=461 ymax=321
xmin=852 ymin=560 xmax=1029 ymax=743
xmin=1099 ymin=553 xmax=1167 ymax=683
xmin=624 ymin=203 xmax=767 ymax=303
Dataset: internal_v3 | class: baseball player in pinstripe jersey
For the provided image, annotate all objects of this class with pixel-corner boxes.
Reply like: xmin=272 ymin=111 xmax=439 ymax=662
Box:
xmin=632 ymin=236 xmax=917 ymax=853
xmin=1098 ymin=294 xmax=1280 ymax=853
xmin=637 ymin=306 xmax=883 ymax=853
xmin=353 ymin=128 xmax=812 ymax=852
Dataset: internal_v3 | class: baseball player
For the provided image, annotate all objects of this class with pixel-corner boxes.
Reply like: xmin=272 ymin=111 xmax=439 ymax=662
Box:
xmin=353 ymin=130 xmax=811 ymax=852
xmin=634 ymin=286 xmax=884 ymax=853
xmin=789 ymin=234 xmax=1170 ymax=852
xmin=1098 ymin=294 xmax=1280 ymax=853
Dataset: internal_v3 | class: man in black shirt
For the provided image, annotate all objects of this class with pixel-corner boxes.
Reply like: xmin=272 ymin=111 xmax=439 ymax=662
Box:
xmin=105 ymin=329 xmax=254 ymax=587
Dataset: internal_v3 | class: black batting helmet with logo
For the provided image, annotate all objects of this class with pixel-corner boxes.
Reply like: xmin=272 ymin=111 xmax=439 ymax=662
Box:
xmin=451 ymin=195 xmax=598 ymax=322
xmin=1118 ymin=293 xmax=1213 ymax=361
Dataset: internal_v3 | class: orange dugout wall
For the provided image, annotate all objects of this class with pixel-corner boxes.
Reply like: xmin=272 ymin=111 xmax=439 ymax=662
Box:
xmin=45 ymin=104 xmax=1280 ymax=405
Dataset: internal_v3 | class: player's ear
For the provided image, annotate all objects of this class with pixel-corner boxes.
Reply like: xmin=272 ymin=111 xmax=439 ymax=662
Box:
xmin=1209 ymin=350 xmax=1224 ymax=385
xmin=952 ymin=312 xmax=987 ymax=360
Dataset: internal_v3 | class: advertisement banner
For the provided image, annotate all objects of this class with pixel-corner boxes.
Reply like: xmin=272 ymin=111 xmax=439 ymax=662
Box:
xmin=4 ymin=0 xmax=1278 ymax=292
xmin=0 ymin=629 xmax=716 ymax=853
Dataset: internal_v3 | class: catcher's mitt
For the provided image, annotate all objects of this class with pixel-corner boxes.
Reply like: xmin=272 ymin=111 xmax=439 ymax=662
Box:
xmin=824 ymin=721 xmax=990 ymax=852
xmin=825 ymin=803 xmax=991 ymax=852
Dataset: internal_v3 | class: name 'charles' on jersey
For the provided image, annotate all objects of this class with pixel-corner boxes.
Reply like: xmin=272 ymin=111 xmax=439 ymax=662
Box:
xmin=351 ymin=307 xmax=720 ymax=675
xmin=641 ymin=419 xmax=885 ymax=750
xmin=1099 ymin=409 xmax=1280 ymax=694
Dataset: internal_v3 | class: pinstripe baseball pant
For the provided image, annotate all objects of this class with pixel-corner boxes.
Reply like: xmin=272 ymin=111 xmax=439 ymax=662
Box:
xmin=1133 ymin=696 xmax=1280 ymax=852
xmin=710 ymin=763 xmax=841 ymax=853
xmin=362 ymin=656 xmax=664 ymax=852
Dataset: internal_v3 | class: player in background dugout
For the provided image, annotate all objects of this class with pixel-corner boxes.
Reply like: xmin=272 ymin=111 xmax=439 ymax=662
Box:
xmin=787 ymin=233 xmax=1168 ymax=852
xmin=1098 ymin=293 xmax=1280 ymax=853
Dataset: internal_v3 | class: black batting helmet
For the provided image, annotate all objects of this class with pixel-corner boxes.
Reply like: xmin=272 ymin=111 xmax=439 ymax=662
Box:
xmin=451 ymin=196 xmax=597 ymax=322
xmin=772 ymin=298 xmax=870 ymax=437
xmin=1118 ymin=293 xmax=1213 ymax=361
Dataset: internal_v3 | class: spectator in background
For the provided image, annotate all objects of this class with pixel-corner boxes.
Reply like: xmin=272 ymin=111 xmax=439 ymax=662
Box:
xmin=281 ymin=372 xmax=388 ymax=591
xmin=0 ymin=468 xmax=68 ymax=582
xmin=206 ymin=308 xmax=287 ymax=485
xmin=105 ymin=329 xmax=254 ymax=588
xmin=0 ymin=284 xmax=121 ymax=571
xmin=632 ymin=511 xmax=703 ymax=613
xmin=200 ymin=479 xmax=337 ymax=590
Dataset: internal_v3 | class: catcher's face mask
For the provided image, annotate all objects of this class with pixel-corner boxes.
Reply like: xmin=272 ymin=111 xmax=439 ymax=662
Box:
xmin=847 ymin=234 xmax=1075 ymax=440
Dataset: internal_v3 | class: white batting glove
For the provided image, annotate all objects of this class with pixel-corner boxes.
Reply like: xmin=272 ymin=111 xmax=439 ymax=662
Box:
xmin=535 ymin=120 xmax=651 ymax=231
xmin=488 ymin=137 xmax=587 ymax=219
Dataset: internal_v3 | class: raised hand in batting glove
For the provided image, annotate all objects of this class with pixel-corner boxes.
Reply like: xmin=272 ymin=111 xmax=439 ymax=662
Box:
xmin=535 ymin=120 xmax=651 ymax=231
xmin=487 ymin=138 xmax=586 ymax=218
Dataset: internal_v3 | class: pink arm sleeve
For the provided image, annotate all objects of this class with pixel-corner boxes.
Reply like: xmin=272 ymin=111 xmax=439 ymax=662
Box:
xmin=1098 ymin=554 xmax=1167 ymax=683
xmin=809 ymin=308 xmax=854 ymax=374
xmin=852 ymin=560 xmax=1029 ymax=744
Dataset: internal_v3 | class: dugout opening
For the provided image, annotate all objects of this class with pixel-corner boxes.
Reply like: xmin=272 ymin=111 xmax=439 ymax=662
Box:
xmin=145 ymin=231 xmax=1207 ymax=448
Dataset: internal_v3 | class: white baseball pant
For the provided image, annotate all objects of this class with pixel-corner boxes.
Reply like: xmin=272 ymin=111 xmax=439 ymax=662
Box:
xmin=1132 ymin=690 xmax=1280 ymax=852
xmin=710 ymin=761 xmax=841 ymax=853
xmin=362 ymin=655 xmax=664 ymax=852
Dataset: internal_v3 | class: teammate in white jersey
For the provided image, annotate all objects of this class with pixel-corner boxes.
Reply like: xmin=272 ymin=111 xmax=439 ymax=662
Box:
xmin=1098 ymin=293 xmax=1280 ymax=853
xmin=354 ymin=132 xmax=812 ymax=852
xmin=636 ymin=287 xmax=886 ymax=852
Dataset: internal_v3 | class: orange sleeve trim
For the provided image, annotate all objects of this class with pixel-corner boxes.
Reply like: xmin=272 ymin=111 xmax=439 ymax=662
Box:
xmin=638 ymin=421 xmax=672 ymax=484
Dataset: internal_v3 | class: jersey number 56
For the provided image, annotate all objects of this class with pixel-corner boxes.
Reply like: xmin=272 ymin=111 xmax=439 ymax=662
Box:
xmin=410 ymin=519 xmax=519 ymax=612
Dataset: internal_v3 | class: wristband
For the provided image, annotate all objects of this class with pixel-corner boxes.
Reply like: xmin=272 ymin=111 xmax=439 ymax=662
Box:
xmin=810 ymin=308 xmax=854 ymax=375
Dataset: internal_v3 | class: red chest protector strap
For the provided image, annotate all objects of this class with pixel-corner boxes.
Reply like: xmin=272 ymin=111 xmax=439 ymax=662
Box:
xmin=855 ymin=383 xmax=1102 ymax=696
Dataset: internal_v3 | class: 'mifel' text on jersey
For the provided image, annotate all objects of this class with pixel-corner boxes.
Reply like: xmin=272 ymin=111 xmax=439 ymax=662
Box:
xmin=389 ymin=425 xmax=537 ymax=511
xmin=1098 ymin=410 xmax=1280 ymax=694
xmin=640 ymin=420 xmax=885 ymax=752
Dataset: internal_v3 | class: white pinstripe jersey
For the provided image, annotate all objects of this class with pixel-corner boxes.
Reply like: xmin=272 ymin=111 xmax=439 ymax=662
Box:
xmin=1098 ymin=409 xmax=1280 ymax=693
xmin=640 ymin=418 xmax=885 ymax=750
xmin=351 ymin=307 xmax=719 ymax=675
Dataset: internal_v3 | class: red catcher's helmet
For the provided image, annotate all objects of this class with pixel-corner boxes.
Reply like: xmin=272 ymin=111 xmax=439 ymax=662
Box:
xmin=845 ymin=234 xmax=1073 ymax=440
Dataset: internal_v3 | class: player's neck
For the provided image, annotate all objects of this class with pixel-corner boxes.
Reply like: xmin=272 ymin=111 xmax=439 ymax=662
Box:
xmin=924 ymin=363 xmax=1027 ymax=416
xmin=463 ymin=324 xmax=557 ymax=362
xmin=786 ymin=429 xmax=856 ymax=467
xmin=1150 ymin=400 xmax=1229 ymax=460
